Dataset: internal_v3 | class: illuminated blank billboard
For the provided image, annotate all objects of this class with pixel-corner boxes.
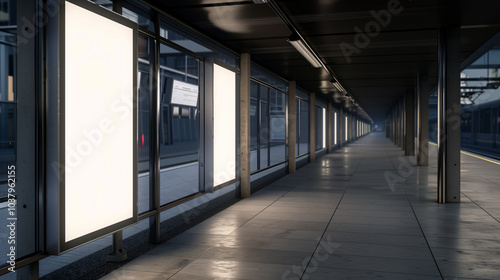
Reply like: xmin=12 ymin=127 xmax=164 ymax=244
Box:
xmin=46 ymin=0 xmax=138 ymax=254
xmin=213 ymin=64 xmax=236 ymax=186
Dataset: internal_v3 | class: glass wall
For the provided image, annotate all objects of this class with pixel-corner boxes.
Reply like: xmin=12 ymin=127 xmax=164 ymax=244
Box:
xmin=158 ymin=43 xmax=200 ymax=205
xmin=295 ymin=88 xmax=309 ymax=157
xmin=0 ymin=0 xmax=16 ymax=269
xmin=250 ymin=81 xmax=287 ymax=172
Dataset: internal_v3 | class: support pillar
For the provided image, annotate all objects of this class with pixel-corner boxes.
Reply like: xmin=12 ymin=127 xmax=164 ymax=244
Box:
xmin=339 ymin=108 xmax=343 ymax=148
xmin=327 ymin=103 xmax=332 ymax=152
xmin=397 ymin=100 xmax=403 ymax=148
xmin=240 ymin=53 xmax=251 ymax=197
xmin=417 ymin=73 xmax=429 ymax=166
xmin=405 ymin=90 xmax=415 ymax=156
xmin=288 ymin=81 xmax=297 ymax=173
xmin=437 ymin=26 xmax=461 ymax=203
xmin=309 ymin=92 xmax=316 ymax=161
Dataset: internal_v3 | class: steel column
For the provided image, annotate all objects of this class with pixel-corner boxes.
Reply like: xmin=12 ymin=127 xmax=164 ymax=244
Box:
xmin=240 ymin=53 xmax=251 ymax=197
xmin=437 ymin=26 xmax=461 ymax=203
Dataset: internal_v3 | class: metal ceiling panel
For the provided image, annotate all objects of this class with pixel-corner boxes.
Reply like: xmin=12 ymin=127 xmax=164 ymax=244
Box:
xmin=150 ymin=0 xmax=500 ymax=122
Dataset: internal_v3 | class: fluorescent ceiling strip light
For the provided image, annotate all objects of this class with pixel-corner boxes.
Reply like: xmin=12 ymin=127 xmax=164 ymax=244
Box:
xmin=288 ymin=36 xmax=322 ymax=68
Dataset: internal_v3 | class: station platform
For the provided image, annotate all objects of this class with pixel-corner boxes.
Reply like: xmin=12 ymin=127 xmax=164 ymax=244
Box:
xmin=100 ymin=132 xmax=500 ymax=280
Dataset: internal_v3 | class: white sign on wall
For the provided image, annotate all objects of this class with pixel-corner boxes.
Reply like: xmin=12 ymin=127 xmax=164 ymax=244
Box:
xmin=171 ymin=80 xmax=199 ymax=107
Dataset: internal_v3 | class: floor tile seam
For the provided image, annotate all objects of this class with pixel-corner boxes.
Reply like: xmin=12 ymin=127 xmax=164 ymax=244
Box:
xmin=166 ymin=183 xmax=306 ymax=279
xmin=460 ymin=192 xmax=500 ymax=224
xmin=310 ymin=265 xmax=443 ymax=277
xmin=387 ymin=146 xmax=445 ymax=280
xmin=313 ymin=240 xmax=430 ymax=248
xmin=315 ymin=251 xmax=437 ymax=262
xmin=403 ymin=190 xmax=446 ymax=280
xmin=297 ymin=144 xmax=367 ymax=279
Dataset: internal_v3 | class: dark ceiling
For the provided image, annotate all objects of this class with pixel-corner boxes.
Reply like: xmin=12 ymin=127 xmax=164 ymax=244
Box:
xmin=149 ymin=0 xmax=500 ymax=122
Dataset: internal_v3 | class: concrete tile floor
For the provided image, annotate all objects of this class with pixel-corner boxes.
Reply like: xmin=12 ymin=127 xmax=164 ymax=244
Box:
xmin=100 ymin=132 xmax=500 ymax=280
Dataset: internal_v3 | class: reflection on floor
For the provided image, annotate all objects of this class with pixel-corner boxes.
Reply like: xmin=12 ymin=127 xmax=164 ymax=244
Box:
xmin=93 ymin=131 xmax=499 ymax=279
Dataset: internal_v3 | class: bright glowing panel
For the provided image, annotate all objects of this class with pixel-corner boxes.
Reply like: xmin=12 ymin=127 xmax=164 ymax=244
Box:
xmin=345 ymin=117 xmax=348 ymax=141
xmin=322 ymin=108 xmax=326 ymax=148
xmin=64 ymin=1 xmax=134 ymax=242
xmin=213 ymin=64 xmax=236 ymax=186
xmin=334 ymin=112 xmax=337 ymax=145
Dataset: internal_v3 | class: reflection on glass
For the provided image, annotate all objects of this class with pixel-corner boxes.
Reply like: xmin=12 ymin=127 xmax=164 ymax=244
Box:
xmin=160 ymin=20 xmax=238 ymax=68
xmin=315 ymin=105 xmax=324 ymax=150
xmin=250 ymin=81 xmax=288 ymax=172
xmin=159 ymin=43 xmax=200 ymax=205
xmin=0 ymin=0 xmax=16 ymax=266
xmin=295 ymin=98 xmax=300 ymax=157
xmin=122 ymin=0 xmax=155 ymax=32
xmin=299 ymin=99 xmax=309 ymax=155
xmin=260 ymin=87 xmax=269 ymax=169
xmin=269 ymin=89 xmax=286 ymax=166
xmin=250 ymin=82 xmax=259 ymax=172
xmin=137 ymin=34 xmax=151 ymax=214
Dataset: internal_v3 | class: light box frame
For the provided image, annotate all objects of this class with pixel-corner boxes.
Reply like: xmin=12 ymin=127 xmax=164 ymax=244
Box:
xmin=46 ymin=0 xmax=138 ymax=254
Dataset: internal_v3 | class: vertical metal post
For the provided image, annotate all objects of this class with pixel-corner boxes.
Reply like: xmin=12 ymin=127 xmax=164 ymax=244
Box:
xmin=149 ymin=11 xmax=161 ymax=244
xmin=438 ymin=26 xmax=461 ymax=203
xmin=240 ymin=54 xmax=251 ymax=197
xmin=107 ymin=231 xmax=127 ymax=262
xmin=405 ymin=90 xmax=415 ymax=156
xmin=204 ymin=58 xmax=214 ymax=192
xmin=397 ymin=100 xmax=402 ymax=148
xmin=17 ymin=0 xmax=39 ymax=278
xmin=417 ymin=73 xmax=429 ymax=166
xmin=288 ymin=81 xmax=297 ymax=172
xmin=309 ymin=92 xmax=316 ymax=162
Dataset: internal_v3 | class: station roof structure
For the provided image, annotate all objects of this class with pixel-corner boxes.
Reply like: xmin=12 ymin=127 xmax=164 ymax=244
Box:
xmin=150 ymin=0 xmax=500 ymax=122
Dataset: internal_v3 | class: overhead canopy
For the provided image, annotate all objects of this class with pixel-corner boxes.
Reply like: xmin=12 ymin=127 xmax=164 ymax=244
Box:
xmin=150 ymin=0 xmax=500 ymax=122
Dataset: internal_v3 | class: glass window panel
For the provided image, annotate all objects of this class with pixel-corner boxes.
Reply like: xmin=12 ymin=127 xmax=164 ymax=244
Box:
xmin=250 ymin=81 xmax=259 ymax=172
xmin=260 ymin=86 xmax=269 ymax=169
xmin=299 ymin=99 xmax=309 ymax=155
xmin=122 ymin=0 xmax=155 ymax=32
xmin=480 ymin=109 xmax=492 ymax=133
xmin=159 ymin=43 xmax=200 ymax=205
xmin=91 ymin=0 xmax=112 ymax=10
xmin=315 ymin=105 xmax=323 ymax=150
xmin=160 ymin=20 xmax=238 ymax=68
xmin=0 ymin=0 xmax=16 ymax=26
xmin=295 ymin=98 xmax=299 ymax=157
xmin=296 ymin=88 xmax=309 ymax=100
xmin=498 ymin=106 xmax=500 ymax=134
xmin=251 ymin=66 xmax=288 ymax=92
xmin=137 ymin=34 xmax=151 ymax=214
xmin=269 ymin=89 xmax=286 ymax=166
xmin=0 ymin=0 xmax=16 ymax=267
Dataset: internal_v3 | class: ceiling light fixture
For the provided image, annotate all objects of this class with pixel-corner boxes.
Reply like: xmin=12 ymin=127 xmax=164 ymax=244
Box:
xmin=330 ymin=78 xmax=345 ymax=92
xmin=252 ymin=0 xmax=268 ymax=3
xmin=288 ymin=34 xmax=322 ymax=68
